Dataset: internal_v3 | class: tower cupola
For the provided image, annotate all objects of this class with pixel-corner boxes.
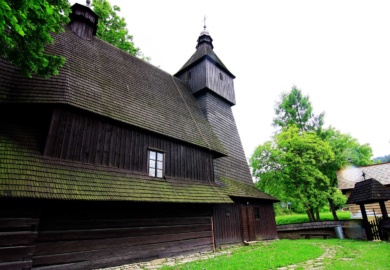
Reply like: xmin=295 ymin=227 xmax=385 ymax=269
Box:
xmin=175 ymin=27 xmax=236 ymax=105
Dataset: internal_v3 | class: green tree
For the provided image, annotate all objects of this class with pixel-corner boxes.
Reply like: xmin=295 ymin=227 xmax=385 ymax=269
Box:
xmin=0 ymin=0 xmax=70 ymax=78
xmin=251 ymin=126 xmax=334 ymax=222
xmin=319 ymin=127 xmax=372 ymax=219
xmin=92 ymin=0 xmax=149 ymax=60
xmin=273 ymin=86 xmax=324 ymax=132
xmin=255 ymin=86 xmax=374 ymax=221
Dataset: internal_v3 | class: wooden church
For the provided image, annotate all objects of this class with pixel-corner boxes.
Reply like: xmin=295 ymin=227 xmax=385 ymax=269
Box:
xmin=0 ymin=4 xmax=278 ymax=269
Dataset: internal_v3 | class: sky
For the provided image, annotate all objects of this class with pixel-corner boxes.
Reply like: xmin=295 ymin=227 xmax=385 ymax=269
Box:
xmin=72 ymin=0 xmax=390 ymax=159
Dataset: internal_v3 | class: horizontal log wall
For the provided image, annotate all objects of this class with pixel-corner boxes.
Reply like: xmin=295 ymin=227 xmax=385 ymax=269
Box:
xmin=44 ymin=107 xmax=214 ymax=181
xmin=213 ymin=204 xmax=242 ymax=247
xmin=0 ymin=200 xmax=40 ymax=270
xmin=33 ymin=201 xmax=213 ymax=270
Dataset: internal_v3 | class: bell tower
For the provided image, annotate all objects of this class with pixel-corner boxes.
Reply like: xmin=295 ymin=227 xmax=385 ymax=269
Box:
xmin=175 ymin=26 xmax=253 ymax=185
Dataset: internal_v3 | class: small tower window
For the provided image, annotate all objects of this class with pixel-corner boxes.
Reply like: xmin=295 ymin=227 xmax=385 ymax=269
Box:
xmin=187 ymin=71 xmax=191 ymax=81
xmin=219 ymin=72 xmax=223 ymax=81
xmin=148 ymin=150 xmax=164 ymax=178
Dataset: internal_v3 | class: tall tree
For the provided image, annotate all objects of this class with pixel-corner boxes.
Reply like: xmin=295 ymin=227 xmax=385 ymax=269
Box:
xmin=251 ymin=126 xmax=334 ymax=221
xmin=0 ymin=0 xmax=70 ymax=78
xmin=92 ymin=0 xmax=149 ymax=60
xmin=254 ymin=86 xmax=374 ymax=221
xmin=319 ymin=127 xmax=372 ymax=219
xmin=273 ymin=86 xmax=324 ymax=132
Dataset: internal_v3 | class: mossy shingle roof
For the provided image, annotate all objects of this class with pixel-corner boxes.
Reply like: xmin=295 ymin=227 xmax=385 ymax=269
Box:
xmin=0 ymin=26 xmax=225 ymax=156
xmin=0 ymin=123 xmax=231 ymax=203
xmin=0 ymin=123 xmax=276 ymax=203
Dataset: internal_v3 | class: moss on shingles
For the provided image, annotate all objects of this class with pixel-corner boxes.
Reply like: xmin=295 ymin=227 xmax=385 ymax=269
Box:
xmin=0 ymin=130 xmax=232 ymax=203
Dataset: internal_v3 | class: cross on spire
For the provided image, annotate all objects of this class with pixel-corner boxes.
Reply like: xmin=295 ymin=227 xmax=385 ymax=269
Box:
xmin=203 ymin=15 xmax=207 ymax=30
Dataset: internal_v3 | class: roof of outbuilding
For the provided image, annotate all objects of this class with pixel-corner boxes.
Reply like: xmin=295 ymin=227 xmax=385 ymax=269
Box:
xmin=337 ymin=163 xmax=390 ymax=190
xmin=0 ymin=26 xmax=225 ymax=156
xmin=346 ymin=178 xmax=390 ymax=204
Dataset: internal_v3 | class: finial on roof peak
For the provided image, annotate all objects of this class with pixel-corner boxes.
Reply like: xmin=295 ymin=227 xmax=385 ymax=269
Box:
xmin=203 ymin=15 xmax=207 ymax=31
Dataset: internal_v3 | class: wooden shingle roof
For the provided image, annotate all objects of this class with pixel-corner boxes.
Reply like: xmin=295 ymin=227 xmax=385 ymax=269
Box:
xmin=0 ymin=26 xmax=225 ymax=156
xmin=337 ymin=163 xmax=390 ymax=190
xmin=346 ymin=178 xmax=390 ymax=204
xmin=0 ymin=122 xmax=231 ymax=203
xmin=175 ymin=42 xmax=235 ymax=78
xmin=219 ymin=178 xmax=279 ymax=202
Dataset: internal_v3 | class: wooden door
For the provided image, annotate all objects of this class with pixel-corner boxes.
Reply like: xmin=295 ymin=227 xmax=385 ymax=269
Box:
xmin=240 ymin=204 xmax=256 ymax=242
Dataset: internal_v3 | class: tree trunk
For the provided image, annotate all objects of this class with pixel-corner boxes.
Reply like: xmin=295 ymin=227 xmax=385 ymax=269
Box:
xmin=328 ymin=198 xmax=339 ymax=221
xmin=315 ymin=209 xmax=320 ymax=221
xmin=306 ymin=208 xmax=315 ymax=222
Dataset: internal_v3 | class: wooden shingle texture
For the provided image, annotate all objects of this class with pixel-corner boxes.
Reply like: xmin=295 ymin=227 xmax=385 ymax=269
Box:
xmin=347 ymin=178 xmax=390 ymax=204
xmin=0 ymin=122 xmax=231 ymax=203
xmin=337 ymin=163 xmax=390 ymax=190
xmin=0 ymin=26 xmax=225 ymax=156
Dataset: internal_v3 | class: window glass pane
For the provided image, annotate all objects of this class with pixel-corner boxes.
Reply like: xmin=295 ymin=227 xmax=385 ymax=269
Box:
xmin=149 ymin=168 xmax=155 ymax=177
xmin=156 ymin=169 xmax=163 ymax=178
xmin=157 ymin=161 xmax=163 ymax=170
xmin=149 ymin=159 xmax=155 ymax=169
xmin=149 ymin=151 xmax=156 ymax=160
xmin=157 ymin=153 xmax=164 ymax=161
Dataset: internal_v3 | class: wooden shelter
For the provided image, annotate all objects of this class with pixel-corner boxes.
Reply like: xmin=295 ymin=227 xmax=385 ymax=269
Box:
xmin=347 ymin=178 xmax=390 ymax=240
xmin=0 ymin=4 xmax=278 ymax=269
xmin=337 ymin=163 xmax=390 ymax=218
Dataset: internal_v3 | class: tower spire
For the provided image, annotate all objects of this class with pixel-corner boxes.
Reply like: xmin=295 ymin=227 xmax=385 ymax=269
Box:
xmin=203 ymin=15 xmax=207 ymax=31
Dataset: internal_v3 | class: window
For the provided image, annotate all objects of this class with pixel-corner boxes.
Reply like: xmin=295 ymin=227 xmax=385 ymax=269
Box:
xmin=219 ymin=72 xmax=223 ymax=80
xmin=254 ymin=207 xmax=260 ymax=220
xmin=148 ymin=150 xmax=164 ymax=178
xmin=187 ymin=71 xmax=191 ymax=81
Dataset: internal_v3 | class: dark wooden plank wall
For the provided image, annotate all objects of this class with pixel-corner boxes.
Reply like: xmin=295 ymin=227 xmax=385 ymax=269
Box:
xmin=254 ymin=203 xmax=278 ymax=240
xmin=213 ymin=204 xmax=242 ymax=247
xmin=0 ymin=200 xmax=40 ymax=270
xmin=176 ymin=63 xmax=206 ymax=95
xmin=32 ymin=201 xmax=213 ymax=270
xmin=205 ymin=61 xmax=235 ymax=104
xmin=44 ymin=107 xmax=214 ymax=181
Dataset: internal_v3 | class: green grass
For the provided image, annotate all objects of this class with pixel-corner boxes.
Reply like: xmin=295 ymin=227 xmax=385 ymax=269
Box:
xmin=276 ymin=211 xmax=351 ymax=225
xmin=162 ymin=239 xmax=390 ymax=270
xmin=161 ymin=240 xmax=323 ymax=270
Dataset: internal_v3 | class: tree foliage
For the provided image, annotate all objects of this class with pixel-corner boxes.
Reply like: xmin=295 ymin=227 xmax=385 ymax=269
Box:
xmin=0 ymin=0 xmax=70 ymax=78
xmin=273 ymin=86 xmax=324 ymax=132
xmin=252 ymin=86 xmax=373 ymax=221
xmin=251 ymin=126 xmax=334 ymax=219
xmin=93 ymin=0 xmax=149 ymax=61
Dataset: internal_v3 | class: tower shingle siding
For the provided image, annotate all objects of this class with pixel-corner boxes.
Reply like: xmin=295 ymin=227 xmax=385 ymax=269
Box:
xmin=197 ymin=92 xmax=253 ymax=185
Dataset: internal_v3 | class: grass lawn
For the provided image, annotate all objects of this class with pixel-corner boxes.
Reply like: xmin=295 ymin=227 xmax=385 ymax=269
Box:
xmin=162 ymin=239 xmax=390 ymax=270
xmin=276 ymin=211 xmax=351 ymax=225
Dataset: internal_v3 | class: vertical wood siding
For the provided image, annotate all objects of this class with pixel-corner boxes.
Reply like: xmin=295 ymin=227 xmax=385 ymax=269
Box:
xmin=31 ymin=201 xmax=213 ymax=270
xmin=205 ymin=61 xmax=236 ymax=105
xmin=44 ymin=107 xmax=214 ymax=182
xmin=177 ymin=62 xmax=207 ymax=95
xmin=254 ymin=203 xmax=278 ymax=240
xmin=213 ymin=204 xmax=242 ymax=247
